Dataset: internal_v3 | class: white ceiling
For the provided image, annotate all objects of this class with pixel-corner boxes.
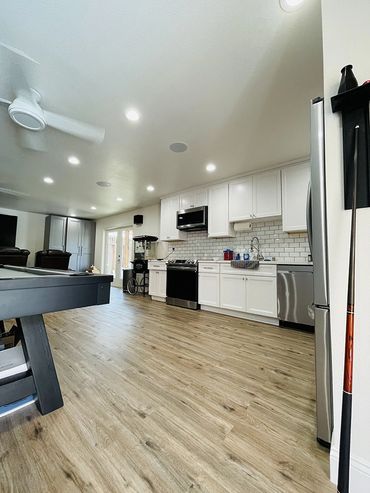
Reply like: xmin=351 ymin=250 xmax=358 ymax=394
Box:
xmin=0 ymin=0 xmax=323 ymax=219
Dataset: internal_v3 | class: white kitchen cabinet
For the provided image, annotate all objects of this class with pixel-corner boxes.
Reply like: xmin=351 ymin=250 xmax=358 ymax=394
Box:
xmin=229 ymin=170 xmax=281 ymax=222
xmin=199 ymin=273 xmax=219 ymax=307
xmin=228 ymin=177 xmax=253 ymax=222
xmin=160 ymin=196 xmax=187 ymax=241
xmin=282 ymin=162 xmax=310 ymax=232
xmin=179 ymin=188 xmax=208 ymax=210
xmin=149 ymin=261 xmax=167 ymax=298
xmin=220 ymin=274 xmax=246 ymax=312
xmin=245 ymin=276 xmax=277 ymax=317
xmin=208 ymin=183 xmax=235 ymax=238
xmin=253 ymin=169 xmax=281 ymax=218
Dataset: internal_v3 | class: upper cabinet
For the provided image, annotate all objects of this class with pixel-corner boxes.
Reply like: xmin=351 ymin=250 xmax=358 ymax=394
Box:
xmin=228 ymin=176 xmax=253 ymax=222
xmin=253 ymin=169 xmax=281 ymax=218
xmin=179 ymin=188 xmax=208 ymax=210
xmin=282 ymin=162 xmax=310 ymax=232
xmin=229 ymin=169 xmax=281 ymax=222
xmin=208 ymin=183 xmax=235 ymax=237
xmin=160 ymin=196 xmax=187 ymax=241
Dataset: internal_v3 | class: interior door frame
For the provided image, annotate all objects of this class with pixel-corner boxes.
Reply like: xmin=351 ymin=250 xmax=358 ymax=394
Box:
xmin=103 ymin=226 xmax=133 ymax=287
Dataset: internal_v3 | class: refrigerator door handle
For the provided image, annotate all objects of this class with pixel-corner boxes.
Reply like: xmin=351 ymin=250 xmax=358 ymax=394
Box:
xmin=306 ymin=180 xmax=313 ymax=255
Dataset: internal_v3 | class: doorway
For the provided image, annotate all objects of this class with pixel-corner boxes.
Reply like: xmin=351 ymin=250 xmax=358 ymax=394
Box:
xmin=104 ymin=228 xmax=133 ymax=287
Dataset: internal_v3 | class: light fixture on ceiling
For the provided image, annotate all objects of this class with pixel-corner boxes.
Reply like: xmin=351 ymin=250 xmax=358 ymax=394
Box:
xmin=96 ymin=181 xmax=111 ymax=187
xmin=68 ymin=155 xmax=80 ymax=166
xmin=169 ymin=142 xmax=188 ymax=153
xmin=279 ymin=0 xmax=304 ymax=12
xmin=146 ymin=185 xmax=155 ymax=192
xmin=43 ymin=176 xmax=54 ymax=184
xmin=206 ymin=163 xmax=216 ymax=173
xmin=125 ymin=108 xmax=141 ymax=122
xmin=90 ymin=206 xmax=97 ymax=210
xmin=116 ymin=197 xmax=123 ymax=202
xmin=70 ymin=213 xmax=76 ymax=217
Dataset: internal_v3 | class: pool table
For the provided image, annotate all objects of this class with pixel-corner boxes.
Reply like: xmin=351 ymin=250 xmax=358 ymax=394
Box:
xmin=0 ymin=265 xmax=113 ymax=416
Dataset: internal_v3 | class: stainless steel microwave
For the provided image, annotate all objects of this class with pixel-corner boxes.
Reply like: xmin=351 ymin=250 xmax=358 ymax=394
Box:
xmin=176 ymin=206 xmax=208 ymax=231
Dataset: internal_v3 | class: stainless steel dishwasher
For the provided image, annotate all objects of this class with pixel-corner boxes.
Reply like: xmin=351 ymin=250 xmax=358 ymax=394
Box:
xmin=277 ymin=264 xmax=314 ymax=327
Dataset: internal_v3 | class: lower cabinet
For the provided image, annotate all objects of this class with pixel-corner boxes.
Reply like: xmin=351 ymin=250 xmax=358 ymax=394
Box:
xmin=149 ymin=270 xmax=167 ymax=298
xmin=220 ymin=274 xmax=246 ymax=312
xmin=206 ymin=268 xmax=278 ymax=319
xmin=199 ymin=273 xmax=220 ymax=307
xmin=245 ymin=276 xmax=277 ymax=317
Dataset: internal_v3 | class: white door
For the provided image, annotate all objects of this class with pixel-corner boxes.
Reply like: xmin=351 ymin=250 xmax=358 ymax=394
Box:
xmin=228 ymin=177 xmax=253 ymax=222
xmin=220 ymin=274 xmax=246 ymax=312
xmin=104 ymin=228 xmax=133 ymax=287
xmin=282 ymin=162 xmax=310 ymax=232
xmin=149 ymin=270 xmax=159 ymax=296
xmin=208 ymin=183 xmax=235 ymax=238
xmin=253 ymin=169 xmax=281 ymax=218
xmin=245 ymin=276 xmax=277 ymax=317
xmin=199 ymin=273 xmax=219 ymax=306
xmin=157 ymin=271 xmax=167 ymax=298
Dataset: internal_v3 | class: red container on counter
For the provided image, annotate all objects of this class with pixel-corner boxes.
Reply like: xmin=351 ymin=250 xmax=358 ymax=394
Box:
xmin=223 ymin=249 xmax=234 ymax=260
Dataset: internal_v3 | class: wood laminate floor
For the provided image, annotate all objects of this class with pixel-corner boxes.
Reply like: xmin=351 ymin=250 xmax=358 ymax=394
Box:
xmin=0 ymin=288 xmax=335 ymax=493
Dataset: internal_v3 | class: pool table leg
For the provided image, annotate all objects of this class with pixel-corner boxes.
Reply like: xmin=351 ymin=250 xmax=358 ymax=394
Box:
xmin=17 ymin=315 xmax=64 ymax=415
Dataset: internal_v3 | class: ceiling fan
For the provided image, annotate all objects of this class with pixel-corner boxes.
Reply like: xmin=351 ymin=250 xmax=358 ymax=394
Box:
xmin=0 ymin=186 xmax=29 ymax=198
xmin=0 ymin=42 xmax=105 ymax=150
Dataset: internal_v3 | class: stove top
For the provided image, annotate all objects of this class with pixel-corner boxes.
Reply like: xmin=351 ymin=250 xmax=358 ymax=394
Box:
xmin=167 ymin=259 xmax=198 ymax=265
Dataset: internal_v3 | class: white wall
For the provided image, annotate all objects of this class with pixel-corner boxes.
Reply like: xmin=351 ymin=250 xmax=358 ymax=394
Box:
xmin=0 ymin=207 xmax=46 ymax=266
xmin=321 ymin=1 xmax=370 ymax=490
xmin=94 ymin=204 xmax=160 ymax=271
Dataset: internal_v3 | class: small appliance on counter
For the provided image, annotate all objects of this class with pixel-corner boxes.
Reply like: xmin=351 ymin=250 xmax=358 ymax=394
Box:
xmin=166 ymin=259 xmax=199 ymax=310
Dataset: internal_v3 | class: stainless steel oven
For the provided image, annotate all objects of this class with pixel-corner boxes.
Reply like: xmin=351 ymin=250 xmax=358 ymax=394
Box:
xmin=166 ymin=260 xmax=199 ymax=310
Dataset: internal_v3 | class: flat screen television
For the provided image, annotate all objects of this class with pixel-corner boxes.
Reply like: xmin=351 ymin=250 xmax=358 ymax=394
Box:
xmin=0 ymin=214 xmax=17 ymax=247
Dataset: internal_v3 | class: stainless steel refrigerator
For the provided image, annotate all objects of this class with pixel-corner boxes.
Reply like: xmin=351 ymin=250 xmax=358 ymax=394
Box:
xmin=307 ymin=97 xmax=333 ymax=447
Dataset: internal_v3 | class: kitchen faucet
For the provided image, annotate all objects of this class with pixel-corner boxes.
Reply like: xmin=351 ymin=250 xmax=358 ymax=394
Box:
xmin=250 ymin=236 xmax=263 ymax=260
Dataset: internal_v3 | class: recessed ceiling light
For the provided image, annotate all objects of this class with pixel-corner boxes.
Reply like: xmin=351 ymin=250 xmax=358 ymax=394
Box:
xmin=90 ymin=206 xmax=97 ymax=210
xmin=70 ymin=213 xmax=76 ymax=217
xmin=68 ymin=156 xmax=80 ymax=166
xmin=169 ymin=142 xmax=188 ymax=153
xmin=206 ymin=163 xmax=216 ymax=173
xmin=146 ymin=185 xmax=155 ymax=192
xmin=96 ymin=181 xmax=111 ymax=187
xmin=116 ymin=197 xmax=123 ymax=202
xmin=280 ymin=0 xmax=304 ymax=12
xmin=125 ymin=108 xmax=141 ymax=122
xmin=43 ymin=176 xmax=54 ymax=184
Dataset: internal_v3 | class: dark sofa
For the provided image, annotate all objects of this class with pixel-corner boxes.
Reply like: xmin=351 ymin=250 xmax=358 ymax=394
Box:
xmin=0 ymin=247 xmax=30 ymax=266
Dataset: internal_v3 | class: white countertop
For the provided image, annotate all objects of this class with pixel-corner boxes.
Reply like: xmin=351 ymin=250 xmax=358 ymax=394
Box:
xmin=197 ymin=259 xmax=313 ymax=266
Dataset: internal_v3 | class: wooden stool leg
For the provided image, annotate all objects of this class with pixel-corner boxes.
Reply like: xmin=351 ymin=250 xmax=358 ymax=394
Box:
xmin=17 ymin=315 xmax=63 ymax=415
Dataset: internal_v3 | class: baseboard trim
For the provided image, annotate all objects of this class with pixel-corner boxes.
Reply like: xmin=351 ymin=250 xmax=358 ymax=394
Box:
xmin=330 ymin=446 xmax=370 ymax=491
xmin=151 ymin=296 xmax=166 ymax=303
xmin=200 ymin=305 xmax=279 ymax=326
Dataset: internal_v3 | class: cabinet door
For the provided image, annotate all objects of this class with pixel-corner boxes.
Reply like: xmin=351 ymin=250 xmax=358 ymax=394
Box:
xmin=81 ymin=221 xmax=95 ymax=255
xmin=245 ymin=276 xmax=277 ymax=317
xmin=47 ymin=216 xmax=67 ymax=251
xmin=180 ymin=189 xmax=208 ymax=210
xmin=220 ymin=274 xmax=246 ymax=312
xmin=208 ymin=184 xmax=235 ymax=238
xmin=253 ymin=169 xmax=281 ymax=218
xmin=149 ymin=270 xmax=159 ymax=296
xmin=158 ymin=271 xmax=167 ymax=298
xmin=160 ymin=196 xmax=186 ymax=241
xmin=199 ymin=273 xmax=219 ymax=307
xmin=228 ymin=177 xmax=253 ymax=222
xmin=66 ymin=218 xmax=82 ymax=271
xmin=282 ymin=162 xmax=310 ymax=232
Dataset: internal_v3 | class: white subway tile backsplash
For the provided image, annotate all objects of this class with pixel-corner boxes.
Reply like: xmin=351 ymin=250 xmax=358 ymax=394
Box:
xmin=166 ymin=219 xmax=310 ymax=263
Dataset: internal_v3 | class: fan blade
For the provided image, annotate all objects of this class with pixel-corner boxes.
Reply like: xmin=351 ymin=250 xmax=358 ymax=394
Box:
xmin=18 ymin=127 xmax=47 ymax=152
xmin=44 ymin=110 xmax=105 ymax=144
xmin=0 ymin=97 xmax=11 ymax=105
xmin=0 ymin=186 xmax=29 ymax=197
xmin=0 ymin=42 xmax=39 ymax=98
